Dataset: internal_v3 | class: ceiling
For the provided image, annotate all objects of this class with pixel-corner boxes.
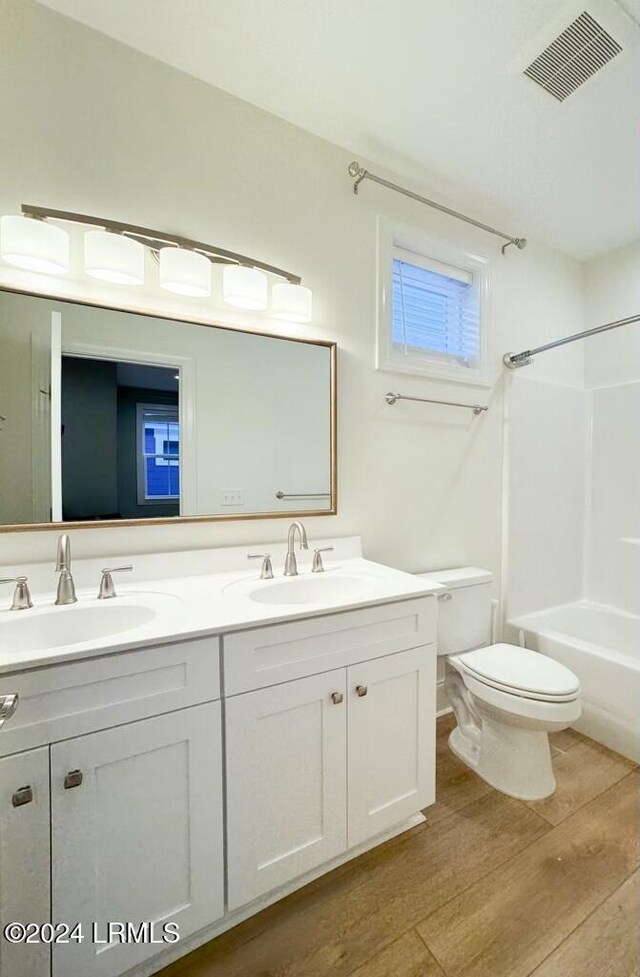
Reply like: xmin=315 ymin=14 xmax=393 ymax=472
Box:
xmin=36 ymin=0 xmax=640 ymax=259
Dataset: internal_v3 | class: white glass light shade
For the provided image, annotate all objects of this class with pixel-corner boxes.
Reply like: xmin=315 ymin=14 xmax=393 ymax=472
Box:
xmin=84 ymin=230 xmax=144 ymax=285
xmin=0 ymin=215 xmax=69 ymax=274
xmin=223 ymin=265 xmax=268 ymax=310
xmin=158 ymin=247 xmax=211 ymax=297
xmin=271 ymin=282 xmax=312 ymax=323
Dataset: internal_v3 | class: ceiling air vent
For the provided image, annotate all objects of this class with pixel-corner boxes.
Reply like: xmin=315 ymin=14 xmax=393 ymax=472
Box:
xmin=524 ymin=10 xmax=622 ymax=101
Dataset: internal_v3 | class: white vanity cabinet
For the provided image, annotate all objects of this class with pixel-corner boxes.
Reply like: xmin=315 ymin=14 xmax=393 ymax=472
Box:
xmin=347 ymin=645 xmax=435 ymax=847
xmin=0 ymin=637 xmax=224 ymax=977
xmin=51 ymin=703 xmax=224 ymax=977
xmin=0 ymin=747 xmax=51 ymax=977
xmin=226 ymin=669 xmax=348 ymax=909
xmin=225 ymin=597 xmax=437 ymax=910
xmin=0 ymin=591 xmax=438 ymax=977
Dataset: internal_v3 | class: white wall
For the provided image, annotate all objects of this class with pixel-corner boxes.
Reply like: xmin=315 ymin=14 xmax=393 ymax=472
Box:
xmin=0 ymin=0 xmax=585 ymax=581
xmin=584 ymin=241 xmax=640 ymax=388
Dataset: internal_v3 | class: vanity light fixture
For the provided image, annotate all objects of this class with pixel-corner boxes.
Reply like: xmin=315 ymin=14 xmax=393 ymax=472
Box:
xmin=84 ymin=230 xmax=145 ymax=285
xmin=158 ymin=246 xmax=211 ymax=297
xmin=223 ymin=265 xmax=268 ymax=310
xmin=272 ymin=282 xmax=313 ymax=323
xmin=3 ymin=205 xmax=313 ymax=320
xmin=0 ymin=215 xmax=69 ymax=274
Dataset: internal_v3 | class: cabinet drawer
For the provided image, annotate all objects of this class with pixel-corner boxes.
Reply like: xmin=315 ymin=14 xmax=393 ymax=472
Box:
xmin=0 ymin=637 xmax=220 ymax=757
xmin=223 ymin=597 xmax=436 ymax=695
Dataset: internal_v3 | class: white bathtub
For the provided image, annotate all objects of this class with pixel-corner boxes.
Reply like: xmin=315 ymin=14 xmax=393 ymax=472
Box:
xmin=507 ymin=601 xmax=640 ymax=762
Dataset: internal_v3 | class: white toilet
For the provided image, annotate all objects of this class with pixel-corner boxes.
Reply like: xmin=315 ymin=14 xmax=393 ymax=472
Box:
xmin=421 ymin=568 xmax=581 ymax=801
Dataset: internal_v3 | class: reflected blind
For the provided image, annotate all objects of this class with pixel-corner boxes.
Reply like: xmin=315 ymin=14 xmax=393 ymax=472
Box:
xmin=392 ymin=254 xmax=480 ymax=368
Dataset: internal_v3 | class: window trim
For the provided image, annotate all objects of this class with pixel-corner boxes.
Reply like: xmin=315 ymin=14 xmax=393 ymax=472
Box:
xmin=376 ymin=218 xmax=491 ymax=387
xmin=136 ymin=403 xmax=181 ymax=506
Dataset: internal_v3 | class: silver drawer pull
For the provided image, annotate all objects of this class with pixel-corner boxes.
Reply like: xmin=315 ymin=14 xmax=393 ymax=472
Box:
xmin=0 ymin=693 xmax=18 ymax=728
xmin=64 ymin=770 xmax=83 ymax=790
xmin=330 ymin=691 xmax=343 ymax=705
xmin=437 ymin=592 xmax=452 ymax=602
xmin=12 ymin=785 xmax=33 ymax=807
xmin=355 ymin=685 xmax=368 ymax=698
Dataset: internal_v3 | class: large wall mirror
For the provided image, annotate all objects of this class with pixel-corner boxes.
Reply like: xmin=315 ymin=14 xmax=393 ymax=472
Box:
xmin=0 ymin=289 xmax=336 ymax=530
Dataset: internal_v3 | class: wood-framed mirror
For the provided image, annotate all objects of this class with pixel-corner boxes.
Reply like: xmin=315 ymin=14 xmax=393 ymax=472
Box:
xmin=0 ymin=287 xmax=336 ymax=531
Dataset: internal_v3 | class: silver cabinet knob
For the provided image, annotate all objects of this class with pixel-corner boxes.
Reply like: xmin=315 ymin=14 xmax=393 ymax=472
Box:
xmin=12 ymin=785 xmax=33 ymax=807
xmin=437 ymin=592 xmax=452 ymax=602
xmin=64 ymin=770 xmax=83 ymax=790
xmin=0 ymin=693 xmax=19 ymax=728
xmin=330 ymin=691 xmax=344 ymax=705
xmin=355 ymin=685 xmax=368 ymax=697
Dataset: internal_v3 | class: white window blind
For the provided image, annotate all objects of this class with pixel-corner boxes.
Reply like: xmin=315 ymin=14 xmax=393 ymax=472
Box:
xmin=392 ymin=250 xmax=480 ymax=369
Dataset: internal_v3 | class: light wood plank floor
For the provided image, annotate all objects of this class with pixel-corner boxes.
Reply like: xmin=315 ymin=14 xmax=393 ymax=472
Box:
xmin=158 ymin=715 xmax=638 ymax=977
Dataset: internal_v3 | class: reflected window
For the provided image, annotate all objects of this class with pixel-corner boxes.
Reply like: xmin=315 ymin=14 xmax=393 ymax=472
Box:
xmin=137 ymin=405 xmax=180 ymax=503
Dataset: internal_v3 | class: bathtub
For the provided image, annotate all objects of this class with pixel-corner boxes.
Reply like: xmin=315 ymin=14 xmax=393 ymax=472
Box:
xmin=507 ymin=601 xmax=640 ymax=762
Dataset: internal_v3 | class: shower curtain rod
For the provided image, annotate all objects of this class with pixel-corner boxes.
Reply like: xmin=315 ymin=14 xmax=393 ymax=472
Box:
xmin=347 ymin=162 xmax=527 ymax=254
xmin=503 ymin=313 xmax=640 ymax=369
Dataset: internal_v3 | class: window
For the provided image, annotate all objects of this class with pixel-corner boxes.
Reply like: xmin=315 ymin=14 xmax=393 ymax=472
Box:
xmin=377 ymin=222 xmax=489 ymax=384
xmin=392 ymin=251 xmax=479 ymax=368
xmin=136 ymin=404 xmax=180 ymax=504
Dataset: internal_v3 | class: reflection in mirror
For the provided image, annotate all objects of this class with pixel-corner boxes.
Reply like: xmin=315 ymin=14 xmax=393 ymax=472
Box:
xmin=0 ymin=289 xmax=335 ymax=528
xmin=61 ymin=358 xmax=181 ymax=521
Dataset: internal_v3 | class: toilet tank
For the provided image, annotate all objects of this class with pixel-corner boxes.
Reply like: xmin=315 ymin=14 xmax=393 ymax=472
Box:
xmin=417 ymin=567 xmax=493 ymax=656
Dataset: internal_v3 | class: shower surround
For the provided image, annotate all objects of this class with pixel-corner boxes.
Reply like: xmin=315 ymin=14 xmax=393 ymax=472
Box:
xmin=505 ymin=374 xmax=640 ymax=760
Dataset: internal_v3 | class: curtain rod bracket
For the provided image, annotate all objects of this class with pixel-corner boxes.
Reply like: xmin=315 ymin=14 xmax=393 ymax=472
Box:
xmin=348 ymin=161 xmax=367 ymax=194
xmin=503 ymin=352 xmax=533 ymax=369
xmin=501 ymin=238 xmax=528 ymax=255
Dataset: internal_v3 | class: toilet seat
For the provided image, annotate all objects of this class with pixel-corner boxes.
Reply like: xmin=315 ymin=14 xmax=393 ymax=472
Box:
xmin=455 ymin=643 xmax=580 ymax=703
xmin=457 ymin=668 xmax=582 ymax=726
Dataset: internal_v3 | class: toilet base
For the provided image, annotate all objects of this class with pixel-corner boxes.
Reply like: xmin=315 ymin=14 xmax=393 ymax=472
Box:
xmin=449 ymin=720 xmax=556 ymax=800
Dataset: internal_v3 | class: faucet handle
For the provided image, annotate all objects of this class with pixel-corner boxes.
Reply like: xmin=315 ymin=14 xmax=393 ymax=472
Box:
xmin=247 ymin=554 xmax=274 ymax=580
xmin=0 ymin=576 xmax=33 ymax=611
xmin=98 ymin=566 xmax=133 ymax=600
xmin=0 ymin=692 xmax=19 ymax=728
xmin=311 ymin=547 xmax=333 ymax=573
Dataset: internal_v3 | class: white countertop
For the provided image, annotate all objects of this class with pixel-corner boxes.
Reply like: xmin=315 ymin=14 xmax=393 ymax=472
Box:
xmin=0 ymin=540 xmax=441 ymax=674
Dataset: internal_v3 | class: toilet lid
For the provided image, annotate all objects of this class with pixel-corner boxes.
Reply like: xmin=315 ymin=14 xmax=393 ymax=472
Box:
xmin=457 ymin=644 xmax=580 ymax=701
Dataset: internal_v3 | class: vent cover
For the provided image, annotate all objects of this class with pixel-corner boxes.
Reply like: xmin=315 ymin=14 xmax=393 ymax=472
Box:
xmin=524 ymin=10 xmax=622 ymax=101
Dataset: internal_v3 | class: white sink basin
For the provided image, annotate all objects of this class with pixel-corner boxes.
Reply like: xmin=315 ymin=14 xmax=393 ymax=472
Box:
xmin=0 ymin=596 xmax=172 ymax=653
xmin=245 ymin=574 xmax=374 ymax=606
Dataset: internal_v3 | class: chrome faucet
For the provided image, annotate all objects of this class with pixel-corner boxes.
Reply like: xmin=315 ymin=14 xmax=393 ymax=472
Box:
xmin=55 ymin=534 xmax=77 ymax=605
xmin=284 ymin=521 xmax=308 ymax=577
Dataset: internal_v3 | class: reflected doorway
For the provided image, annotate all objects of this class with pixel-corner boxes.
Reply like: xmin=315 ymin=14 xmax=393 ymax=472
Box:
xmin=60 ymin=357 xmax=180 ymax=521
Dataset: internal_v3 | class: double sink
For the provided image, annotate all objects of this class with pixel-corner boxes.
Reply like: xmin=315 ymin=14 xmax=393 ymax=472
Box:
xmin=0 ymin=572 xmax=372 ymax=653
xmin=0 ymin=524 xmax=391 ymax=660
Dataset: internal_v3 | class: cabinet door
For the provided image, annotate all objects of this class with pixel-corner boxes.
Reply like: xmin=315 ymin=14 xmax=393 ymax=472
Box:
xmin=51 ymin=703 xmax=224 ymax=977
xmin=347 ymin=646 xmax=436 ymax=847
xmin=226 ymin=670 xmax=347 ymax=910
xmin=0 ymin=747 xmax=50 ymax=977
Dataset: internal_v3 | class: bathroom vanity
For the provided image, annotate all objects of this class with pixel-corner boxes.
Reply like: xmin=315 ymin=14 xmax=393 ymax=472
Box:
xmin=0 ymin=538 xmax=440 ymax=977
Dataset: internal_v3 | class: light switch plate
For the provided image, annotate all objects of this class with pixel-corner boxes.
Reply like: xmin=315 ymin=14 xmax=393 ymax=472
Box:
xmin=220 ymin=489 xmax=244 ymax=507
